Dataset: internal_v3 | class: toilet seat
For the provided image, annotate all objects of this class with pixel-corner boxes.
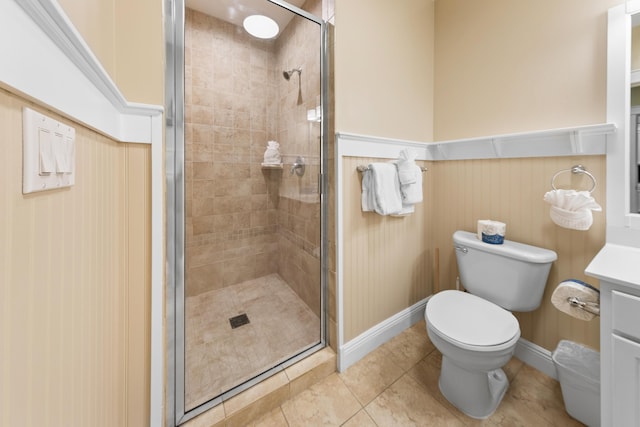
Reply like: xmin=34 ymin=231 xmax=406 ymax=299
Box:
xmin=426 ymin=290 xmax=519 ymax=347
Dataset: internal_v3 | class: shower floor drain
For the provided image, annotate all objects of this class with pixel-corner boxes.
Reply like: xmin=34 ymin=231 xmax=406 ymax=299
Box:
xmin=229 ymin=313 xmax=250 ymax=329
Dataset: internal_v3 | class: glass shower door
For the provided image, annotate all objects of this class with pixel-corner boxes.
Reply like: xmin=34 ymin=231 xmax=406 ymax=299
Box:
xmin=167 ymin=0 xmax=327 ymax=422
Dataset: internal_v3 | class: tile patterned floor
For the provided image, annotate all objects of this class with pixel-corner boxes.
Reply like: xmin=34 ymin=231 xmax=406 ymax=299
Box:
xmin=248 ymin=321 xmax=586 ymax=426
xmin=185 ymin=274 xmax=320 ymax=410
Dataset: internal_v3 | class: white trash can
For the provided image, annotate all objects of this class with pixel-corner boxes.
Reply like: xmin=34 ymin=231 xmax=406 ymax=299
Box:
xmin=552 ymin=340 xmax=600 ymax=427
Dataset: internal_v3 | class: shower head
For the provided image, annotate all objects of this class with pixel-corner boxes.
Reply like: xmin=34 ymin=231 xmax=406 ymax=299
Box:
xmin=283 ymin=67 xmax=302 ymax=80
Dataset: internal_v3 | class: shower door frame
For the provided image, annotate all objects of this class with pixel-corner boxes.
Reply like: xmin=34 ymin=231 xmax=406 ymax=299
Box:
xmin=164 ymin=0 xmax=330 ymax=425
xmin=632 ymin=106 xmax=640 ymax=213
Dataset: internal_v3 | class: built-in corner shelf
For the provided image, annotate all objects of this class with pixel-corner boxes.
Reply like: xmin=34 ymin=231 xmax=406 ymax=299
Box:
xmin=261 ymin=163 xmax=283 ymax=169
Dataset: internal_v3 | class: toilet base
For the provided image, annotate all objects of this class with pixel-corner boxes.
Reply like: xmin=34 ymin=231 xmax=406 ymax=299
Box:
xmin=438 ymin=356 xmax=509 ymax=419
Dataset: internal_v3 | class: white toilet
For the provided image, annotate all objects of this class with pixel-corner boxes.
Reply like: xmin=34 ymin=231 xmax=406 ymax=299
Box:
xmin=425 ymin=230 xmax=557 ymax=419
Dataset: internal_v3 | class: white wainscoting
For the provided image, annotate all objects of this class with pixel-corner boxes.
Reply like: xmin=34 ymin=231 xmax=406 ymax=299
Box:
xmin=0 ymin=2 xmax=164 ymax=425
xmin=336 ymin=127 xmax=612 ymax=373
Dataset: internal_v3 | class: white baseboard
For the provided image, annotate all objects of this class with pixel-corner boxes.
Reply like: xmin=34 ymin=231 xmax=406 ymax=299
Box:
xmin=514 ymin=337 xmax=557 ymax=380
xmin=338 ymin=297 xmax=430 ymax=372
xmin=338 ymin=298 xmax=558 ymax=381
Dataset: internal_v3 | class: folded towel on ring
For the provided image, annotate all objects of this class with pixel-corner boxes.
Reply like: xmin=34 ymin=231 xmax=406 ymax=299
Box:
xmin=549 ymin=206 xmax=595 ymax=231
xmin=543 ymin=189 xmax=602 ymax=230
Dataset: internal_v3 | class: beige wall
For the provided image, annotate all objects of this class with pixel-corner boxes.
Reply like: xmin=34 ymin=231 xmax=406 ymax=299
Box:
xmin=57 ymin=0 xmax=164 ymax=105
xmin=334 ymin=0 xmax=435 ymax=141
xmin=335 ymin=0 xmax=617 ymax=352
xmin=1 ymin=0 xmax=159 ymax=425
xmin=633 ymin=25 xmax=640 ymax=71
xmin=333 ymin=0 xmax=434 ymax=339
xmin=56 ymin=0 xmax=116 ymax=77
xmin=431 ymin=0 xmax=618 ymax=352
xmin=0 ymin=88 xmax=151 ymax=426
xmin=434 ymin=0 xmax=619 ymax=140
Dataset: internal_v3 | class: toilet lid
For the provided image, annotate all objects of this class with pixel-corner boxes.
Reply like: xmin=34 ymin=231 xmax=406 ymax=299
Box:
xmin=426 ymin=290 xmax=519 ymax=347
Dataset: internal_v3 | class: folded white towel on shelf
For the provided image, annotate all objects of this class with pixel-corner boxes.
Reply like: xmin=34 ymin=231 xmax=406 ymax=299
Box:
xmin=361 ymin=163 xmax=403 ymax=215
xmin=543 ymin=189 xmax=602 ymax=230
xmin=263 ymin=140 xmax=281 ymax=164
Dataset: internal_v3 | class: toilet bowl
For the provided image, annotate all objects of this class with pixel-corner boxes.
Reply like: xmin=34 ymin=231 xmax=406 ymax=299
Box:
xmin=426 ymin=290 xmax=520 ymax=419
xmin=424 ymin=230 xmax=557 ymax=419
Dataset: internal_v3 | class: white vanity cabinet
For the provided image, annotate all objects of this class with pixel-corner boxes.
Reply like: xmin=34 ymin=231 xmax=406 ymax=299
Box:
xmin=606 ymin=288 xmax=640 ymax=426
xmin=586 ymin=244 xmax=640 ymax=427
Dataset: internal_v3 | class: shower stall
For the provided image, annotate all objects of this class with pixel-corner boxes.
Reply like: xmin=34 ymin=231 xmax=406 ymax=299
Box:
xmin=165 ymin=0 xmax=328 ymax=424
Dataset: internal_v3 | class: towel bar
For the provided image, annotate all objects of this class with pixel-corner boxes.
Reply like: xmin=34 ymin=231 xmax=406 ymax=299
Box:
xmin=551 ymin=164 xmax=597 ymax=193
xmin=357 ymin=165 xmax=428 ymax=173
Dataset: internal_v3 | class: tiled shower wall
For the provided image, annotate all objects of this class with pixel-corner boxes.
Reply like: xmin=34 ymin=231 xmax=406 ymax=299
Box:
xmin=275 ymin=0 xmax=323 ymax=201
xmin=274 ymin=0 xmax=323 ymax=317
xmin=185 ymin=3 xmax=323 ymax=317
xmin=185 ymin=8 xmax=279 ymax=297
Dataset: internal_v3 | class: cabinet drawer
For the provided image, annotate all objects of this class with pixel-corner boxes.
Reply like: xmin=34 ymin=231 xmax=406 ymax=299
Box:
xmin=612 ymin=290 xmax=640 ymax=340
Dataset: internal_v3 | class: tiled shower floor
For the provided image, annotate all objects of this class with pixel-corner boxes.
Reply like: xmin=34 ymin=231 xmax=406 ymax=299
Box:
xmin=184 ymin=274 xmax=320 ymax=410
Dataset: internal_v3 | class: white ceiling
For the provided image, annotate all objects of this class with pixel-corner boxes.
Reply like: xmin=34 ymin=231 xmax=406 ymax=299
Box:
xmin=186 ymin=0 xmax=306 ymax=36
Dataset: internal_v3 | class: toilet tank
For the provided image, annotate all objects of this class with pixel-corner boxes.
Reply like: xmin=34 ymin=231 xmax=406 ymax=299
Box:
xmin=453 ymin=230 xmax=557 ymax=312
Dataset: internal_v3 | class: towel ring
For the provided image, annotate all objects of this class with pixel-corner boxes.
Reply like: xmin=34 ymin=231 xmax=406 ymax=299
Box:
xmin=551 ymin=165 xmax=597 ymax=193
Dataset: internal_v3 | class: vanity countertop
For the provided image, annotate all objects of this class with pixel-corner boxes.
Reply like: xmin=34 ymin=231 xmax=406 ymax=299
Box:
xmin=585 ymin=243 xmax=640 ymax=288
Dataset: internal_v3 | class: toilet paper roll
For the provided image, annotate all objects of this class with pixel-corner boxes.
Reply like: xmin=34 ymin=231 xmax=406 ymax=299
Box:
xmin=477 ymin=220 xmax=506 ymax=243
xmin=551 ymin=280 xmax=600 ymax=321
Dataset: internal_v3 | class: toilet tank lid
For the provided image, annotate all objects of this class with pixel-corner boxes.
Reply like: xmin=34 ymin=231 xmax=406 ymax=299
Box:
xmin=453 ymin=230 xmax=557 ymax=264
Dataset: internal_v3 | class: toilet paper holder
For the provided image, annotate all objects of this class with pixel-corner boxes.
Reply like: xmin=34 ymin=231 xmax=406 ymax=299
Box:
xmin=567 ymin=296 xmax=600 ymax=317
xmin=551 ymin=279 xmax=601 ymax=321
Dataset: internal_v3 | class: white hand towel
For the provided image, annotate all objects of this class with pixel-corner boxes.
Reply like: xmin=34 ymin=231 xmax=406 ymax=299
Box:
xmin=394 ymin=149 xmax=423 ymax=206
xmin=361 ymin=163 xmax=403 ymax=215
xmin=391 ymin=204 xmax=415 ymax=217
xmin=399 ymin=163 xmax=423 ymax=205
xmin=543 ymin=189 xmax=602 ymax=230
xmin=396 ymin=148 xmax=418 ymax=185
xmin=361 ymin=169 xmax=374 ymax=212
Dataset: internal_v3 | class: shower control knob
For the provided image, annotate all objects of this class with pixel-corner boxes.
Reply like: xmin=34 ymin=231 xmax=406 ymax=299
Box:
xmin=291 ymin=156 xmax=305 ymax=176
